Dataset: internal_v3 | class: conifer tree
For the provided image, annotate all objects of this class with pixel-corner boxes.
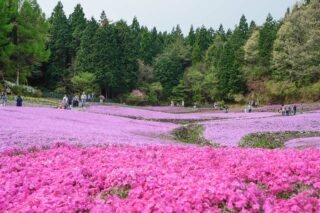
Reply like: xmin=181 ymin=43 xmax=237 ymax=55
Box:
xmin=46 ymin=1 xmax=72 ymax=89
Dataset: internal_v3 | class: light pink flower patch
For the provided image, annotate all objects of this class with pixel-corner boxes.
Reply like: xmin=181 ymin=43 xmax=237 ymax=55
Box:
xmin=0 ymin=107 xmax=178 ymax=151
xmin=87 ymin=105 xmax=277 ymax=120
xmin=285 ymin=137 xmax=320 ymax=149
xmin=0 ymin=146 xmax=320 ymax=212
xmin=203 ymin=112 xmax=320 ymax=147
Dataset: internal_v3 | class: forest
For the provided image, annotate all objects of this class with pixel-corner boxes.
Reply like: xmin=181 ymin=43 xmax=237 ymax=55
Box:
xmin=0 ymin=0 xmax=319 ymax=105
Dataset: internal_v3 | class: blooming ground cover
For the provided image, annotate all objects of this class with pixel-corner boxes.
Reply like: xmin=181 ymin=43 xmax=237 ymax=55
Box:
xmin=142 ymin=106 xmax=195 ymax=113
xmin=255 ymin=103 xmax=320 ymax=112
xmin=1 ymin=105 xmax=320 ymax=212
xmin=1 ymin=145 xmax=320 ymax=212
xmin=203 ymin=111 xmax=320 ymax=147
xmin=0 ymin=107 xmax=177 ymax=151
xmin=87 ymin=105 xmax=277 ymax=120
xmin=285 ymin=137 xmax=320 ymax=149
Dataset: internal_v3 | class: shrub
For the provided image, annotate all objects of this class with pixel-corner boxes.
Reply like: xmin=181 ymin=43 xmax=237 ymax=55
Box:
xmin=4 ymin=81 xmax=42 ymax=97
xmin=126 ymin=90 xmax=148 ymax=106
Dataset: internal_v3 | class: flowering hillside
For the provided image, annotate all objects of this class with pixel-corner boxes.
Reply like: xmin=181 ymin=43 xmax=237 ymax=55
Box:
xmin=1 ymin=145 xmax=320 ymax=212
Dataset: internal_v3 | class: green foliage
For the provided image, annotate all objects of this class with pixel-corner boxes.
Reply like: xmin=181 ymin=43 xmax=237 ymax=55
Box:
xmin=6 ymin=0 xmax=50 ymax=85
xmin=273 ymin=1 xmax=320 ymax=85
xmin=1 ymin=0 xmax=318 ymax=105
xmin=46 ymin=1 xmax=72 ymax=89
xmin=172 ymin=124 xmax=219 ymax=146
xmin=154 ymin=38 xmax=191 ymax=97
xmin=126 ymin=89 xmax=148 ymax=106
xmin=75 ymin=18 xmax=99 ymax=73
xmin=69 ymin=4 xmax=87 ymax=60
xmin=0 ymin=0 xmax=14 ymax=80
xmin=4 ymin=80 xmax=42 ymax=97
xmin=71 ymin=72 xmax=98 ymax=94
xmin=265 ymin=81 xmax=298 ymax=103
xmin=240 ymin=131 xmax=320 ymax=149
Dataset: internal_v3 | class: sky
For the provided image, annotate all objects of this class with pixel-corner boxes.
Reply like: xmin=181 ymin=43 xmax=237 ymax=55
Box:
xmin=37 ymin=0 xmax=300 ymax=34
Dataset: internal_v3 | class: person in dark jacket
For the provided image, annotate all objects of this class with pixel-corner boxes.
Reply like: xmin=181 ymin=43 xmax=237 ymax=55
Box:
xmin=16 ymin=96 xmax=23 ymax=107
xmin=293 ymin=105 xmax=297 ymax=115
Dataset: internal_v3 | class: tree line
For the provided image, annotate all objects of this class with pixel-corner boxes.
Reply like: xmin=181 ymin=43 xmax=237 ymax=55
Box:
xmin=0 ymin=0 xmax=319 ymax=105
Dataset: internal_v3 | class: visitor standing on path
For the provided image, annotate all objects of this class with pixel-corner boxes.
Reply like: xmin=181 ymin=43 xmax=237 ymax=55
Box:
xmin=16 ymin=96 xmax=23 ymax=107
xmin=293 ymin=105 xmax=297 ymax=115
xmin=62 ymin=95 xmax=68 ymax=109
xmin=1 ymin=92 xmax=7 ymax=107
xmin=81 ymin=92 xmax=87 ymax=107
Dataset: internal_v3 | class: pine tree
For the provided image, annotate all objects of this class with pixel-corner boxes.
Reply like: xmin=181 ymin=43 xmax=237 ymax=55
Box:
xmin=10 ymin=0 xmax=50 ymax=85
xmin=69 ymin=4 xmax=87 ymax=67
xmin=46 ymin=1 xmax=72 ymax=89
xmin=273 ymin=0 xmax=320 ymax=85
xmin=186 ymin=25 xmax=196 ymax=47
xmin=154 ymin=38 xmax=191 ymax=97
xmin=75 ymin=17 xmax=99 ymax=73
xmin=0 ymin=0 xmax=13 ymax=80
xmin=258 ymin=14 xmax=278 ymax=70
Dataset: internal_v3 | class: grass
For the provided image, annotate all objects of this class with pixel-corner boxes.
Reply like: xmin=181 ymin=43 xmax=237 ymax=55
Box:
xmin=101 ymin=185 xmax=132 ymax=200
xmin=172 ymin=124 xmax=220 ymax=147
xmin=239 ymin=131 xmax=320 ymax=149
xmin=7 ymin=95 xmax=60 ymax=106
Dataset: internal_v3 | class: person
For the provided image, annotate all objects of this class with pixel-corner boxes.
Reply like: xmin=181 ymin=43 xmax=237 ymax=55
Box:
xmin=62 ymin=95 xmax=68 ymax=109
xmin=181 ymin=100 xmax=185 ymax=107
xmin=99 ymin=95 xmax=105 ymax=103
xmin=72 ymin=95 xmax=79 ymax=107
xmin=67 ymin=96 xmax=73 ymax=109
xmin=248 ymin=104 xmax=252 ymax=113
xmin=16 ymin=96 xmax=23 ymax=107
xmin=281 ymin=104 xmax=285 ymax=116
xmin=285 ymin=106 xmax=290 ymax=116
xmin=293 ymin=105 xmax=297 ymax=115
xmin=224 ymin=106 xmax=229 ymax=113
xmin=1 ymin=92 xmax=7 ymax=107
xmin=81 ymin=92 xmax=87 ymax=107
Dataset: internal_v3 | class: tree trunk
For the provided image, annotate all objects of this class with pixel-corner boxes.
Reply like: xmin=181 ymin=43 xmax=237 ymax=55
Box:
xmin=16 ymin=68 xmax=19 ymax=85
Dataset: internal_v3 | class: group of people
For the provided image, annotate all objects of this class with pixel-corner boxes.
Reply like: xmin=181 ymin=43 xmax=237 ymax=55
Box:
xmin=1 ymin=92 xmax=23 ymax=107
xmin=60 ymin=92 xmax=96 ymax=109
xmin=280 ymin=104 xmax=297 ymax=116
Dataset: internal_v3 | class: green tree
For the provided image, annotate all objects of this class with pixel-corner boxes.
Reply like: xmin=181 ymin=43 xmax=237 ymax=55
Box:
xmin=71 ymin=71 xmax=98 ymax=94
xmin=0 ymin=0 xmax=13 ymax=80
xmin=69 ymin=4 xmax=87 ymax=67
xmin=258 ymin=14 xmax=278 ymax=70
xmin=273 ymin=0 xmax=320 ymax=85
xmin=10 ymin=0 xmax=50 ymax=85
xmin=154 ymin=38 xmax=191 ymax=97
xmin=46 ymin=1 xmax=72 ymax=89
xmin=75 ymin=17 xmax=99 ymax=73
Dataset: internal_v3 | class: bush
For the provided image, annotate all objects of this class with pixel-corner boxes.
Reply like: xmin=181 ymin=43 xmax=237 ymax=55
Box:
xmin=4 ymin=81 xmax=42 ymax=97
xmin=265 ymin=81 xmax=298 ymax=103
xmin=126 ymin=90 xmax=148 ymax=106
xmin=0 ymin=83 xmax=4 ymax=92
xmin=300 ymin=82 xmax=320 ymax=102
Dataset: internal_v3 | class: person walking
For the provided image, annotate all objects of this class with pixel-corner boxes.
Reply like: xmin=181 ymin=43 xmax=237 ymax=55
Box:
xmin=293 ymin=105 xmax=297 ymax=115
xmin=16 ymin=96 xmax=23 ymax=107
xmin=1 ymin=92 xmax=7 ymax=107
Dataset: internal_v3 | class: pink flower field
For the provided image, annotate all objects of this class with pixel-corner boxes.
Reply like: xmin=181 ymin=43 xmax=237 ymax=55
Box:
xmin=87 ymin=105 xmax=277 ymax=120
xmin=1 ymin=106 xmax=320 ymax=212
xmin=203 ymin=111 xmax=320 ymax=147
xmin=1 ymin=145 xmax=320 ymax=212
xmin=285 ymin=137 xmax=320 ymax=149
xmin=0 ymin=107 xmax=177 ymax=151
